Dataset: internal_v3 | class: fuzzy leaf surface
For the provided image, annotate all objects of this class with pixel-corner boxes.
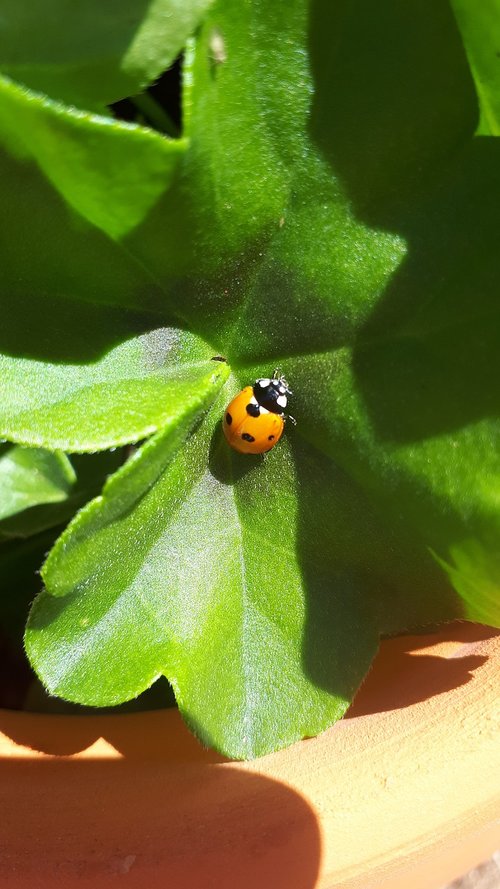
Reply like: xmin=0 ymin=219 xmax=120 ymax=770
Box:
xmin=12 ymin=0 xmax=500 ymax=757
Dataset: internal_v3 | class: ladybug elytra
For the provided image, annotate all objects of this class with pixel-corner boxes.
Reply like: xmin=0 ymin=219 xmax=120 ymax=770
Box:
xmin=222 ymin=371 xmax=294 ymax=454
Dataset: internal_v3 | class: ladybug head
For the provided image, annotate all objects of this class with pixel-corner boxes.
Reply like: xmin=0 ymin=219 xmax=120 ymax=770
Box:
xmin=253 ymin=370 xmax=292 ymax=414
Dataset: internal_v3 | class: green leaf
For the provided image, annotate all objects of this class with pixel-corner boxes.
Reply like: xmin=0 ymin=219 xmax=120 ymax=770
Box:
xmin=12 ymin=0 xmax=500 ymax=757
xmin=0 ymin=76 xmax=226 ymax=453
xmin=451 ymin=0 xmax=500 ymax=134
xmin=1 ymin=328 xmax=228 ymax=452
xmin=0 ymin=0 xmax=214 ymax=108
xmin=0 ymin=450 xmax=123 ymax=541
xmin=0 ymin=75 xmax=186 ymax=240
xmin=0 ymin=445 xmax=75 ymax=523
xmin=24 ymin=402 xmax=369 ymax=757
xmin=26 ymin=388 xmax=458 ymax=758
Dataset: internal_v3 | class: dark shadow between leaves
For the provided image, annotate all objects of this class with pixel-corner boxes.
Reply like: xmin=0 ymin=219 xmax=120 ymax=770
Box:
xmin=0 ymin=532 xmax=59 ymax=708
xmin=0 ymin=717 xmax=321 ymax=889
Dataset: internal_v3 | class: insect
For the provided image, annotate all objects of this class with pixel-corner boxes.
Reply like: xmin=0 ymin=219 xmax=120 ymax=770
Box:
xmin=209 ymin=28 xmax=227 ymax=66
xmin=222 ymin=370 xmax=294 ymax=454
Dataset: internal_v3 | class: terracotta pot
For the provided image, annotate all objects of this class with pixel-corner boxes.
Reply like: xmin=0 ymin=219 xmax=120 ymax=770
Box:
xmin=1 ymin=621 xmax=499 ymax=889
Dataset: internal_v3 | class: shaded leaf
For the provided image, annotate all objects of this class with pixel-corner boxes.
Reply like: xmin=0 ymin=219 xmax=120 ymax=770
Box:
xmin=452 ymin=0 xmax=500 ymax=134
xmin=0 ymin=75 xmax=186 ymax=240
xmin=0 ymin=0 xmax=214 ymax=109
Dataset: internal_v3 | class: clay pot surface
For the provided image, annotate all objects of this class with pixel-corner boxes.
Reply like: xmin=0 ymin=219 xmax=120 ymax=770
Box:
xmin=1 ymin=621 xmax=499 ymax=888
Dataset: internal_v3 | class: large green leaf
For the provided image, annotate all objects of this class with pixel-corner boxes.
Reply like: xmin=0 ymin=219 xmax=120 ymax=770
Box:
xmin=0 ymin=0 xmax=214 ymax=109
xmin=10 ymin=0 xmax=500 ymax=757
xmin=0 ymin=83 xmax=226 ymax=450
xmin=26 ymin=391 xmax=455 ymax=756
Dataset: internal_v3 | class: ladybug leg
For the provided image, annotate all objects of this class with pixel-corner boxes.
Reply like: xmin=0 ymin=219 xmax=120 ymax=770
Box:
xmin=286 ymin=414 xmax=297 ymax=426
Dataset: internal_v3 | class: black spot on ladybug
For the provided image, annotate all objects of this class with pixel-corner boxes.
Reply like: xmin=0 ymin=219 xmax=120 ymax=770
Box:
xmin=241 ymin=432 xmax=255 ymax=442
xmin=268 ymin=435 xmax=275 ymax=441
xmin=246 ymin=402 xmax=260 ymax=417
xmin=226 ymin=412 xmax=232 ymax=425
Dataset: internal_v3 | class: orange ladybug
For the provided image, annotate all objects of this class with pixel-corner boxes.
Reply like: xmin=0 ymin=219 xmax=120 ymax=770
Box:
xmin=222 ymin=371 xmax=294 ymax=454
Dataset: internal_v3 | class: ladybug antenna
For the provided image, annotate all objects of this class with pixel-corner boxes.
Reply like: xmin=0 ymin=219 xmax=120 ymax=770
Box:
xmin=273 ymin=368 xmax=291 ymax=393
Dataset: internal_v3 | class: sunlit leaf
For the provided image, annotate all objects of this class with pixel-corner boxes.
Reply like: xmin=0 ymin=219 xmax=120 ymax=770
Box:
xmin=9 ymin=0 xmax=500 ymax=756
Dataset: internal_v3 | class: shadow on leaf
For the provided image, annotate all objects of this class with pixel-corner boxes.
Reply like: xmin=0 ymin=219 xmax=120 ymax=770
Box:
xmin=309 ymin=0 xmax=500 ymax=444
xmin=208 ymin=424 xmax=264 ymax=486
xmin=351 ymin=139 xmax=500 ymax=443
xmin=291 ymin=435 xmax=464 ymax=703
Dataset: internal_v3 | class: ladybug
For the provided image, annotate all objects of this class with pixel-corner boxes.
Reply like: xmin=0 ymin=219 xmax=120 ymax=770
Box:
xmin=222 ymin=371 xmax=294 ymax=454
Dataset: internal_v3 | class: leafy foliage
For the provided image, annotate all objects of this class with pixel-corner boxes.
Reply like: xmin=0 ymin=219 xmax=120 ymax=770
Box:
xmin=0 ymin=0 xmax=214 ymax=109
xmin=0 ymin=0 xmax=499 ymax=757
xmin=0 ymin=449 xmax=123 ymax=541
xmin=0 ymin=446 xmax=74 ymax=524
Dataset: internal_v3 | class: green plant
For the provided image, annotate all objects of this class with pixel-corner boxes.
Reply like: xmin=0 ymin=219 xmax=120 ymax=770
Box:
xmin=0 ymin=0 xmax=499 ymax=759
